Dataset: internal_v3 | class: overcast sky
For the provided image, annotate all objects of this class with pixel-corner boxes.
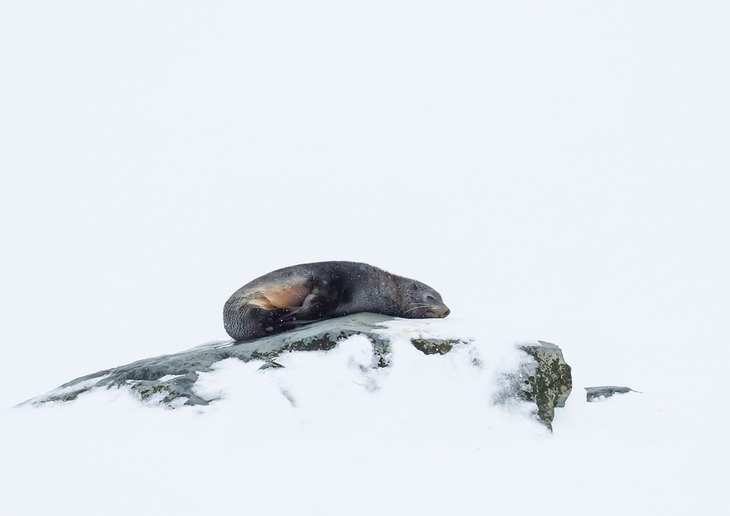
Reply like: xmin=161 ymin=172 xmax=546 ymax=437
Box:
xmin=1 ymin=1 xmax=728 ymax=409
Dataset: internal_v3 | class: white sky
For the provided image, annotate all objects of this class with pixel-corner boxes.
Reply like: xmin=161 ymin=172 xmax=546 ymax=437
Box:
xmin=1 ymin=0 xmax=728 ymax=403
xmin=1 ymin=0 xmax=729 ymax=502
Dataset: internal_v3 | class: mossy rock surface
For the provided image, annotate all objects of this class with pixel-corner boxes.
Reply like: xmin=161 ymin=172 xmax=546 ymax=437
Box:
xmin=411 ymin=338 xmax=457 ymax=355
xmin=511 ymin=341 xmax=573 ymax=431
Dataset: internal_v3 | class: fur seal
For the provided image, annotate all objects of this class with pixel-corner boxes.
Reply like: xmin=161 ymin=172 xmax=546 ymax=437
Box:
xmin=223 ymin=261 xmax=450 ymax=341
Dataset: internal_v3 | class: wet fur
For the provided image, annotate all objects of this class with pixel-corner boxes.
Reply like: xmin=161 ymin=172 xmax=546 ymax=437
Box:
xmin=223 ymin=261 xmax=450 ymax=341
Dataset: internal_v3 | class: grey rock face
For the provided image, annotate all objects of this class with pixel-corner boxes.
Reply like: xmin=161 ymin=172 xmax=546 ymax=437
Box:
xmin=498 ymin=340 xmax=573 ymax=431
xmin=28 ymin=313 xmax=399 ymax=407
xmin=585 ymin=385 xmax=638 ymax=402
xmin=25 ymin=314 xmax=572 ymax=429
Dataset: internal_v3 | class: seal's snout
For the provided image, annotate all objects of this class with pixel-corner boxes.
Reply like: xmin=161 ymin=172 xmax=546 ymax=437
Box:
xmin=432 ymin=306 xmax=450 ymax=318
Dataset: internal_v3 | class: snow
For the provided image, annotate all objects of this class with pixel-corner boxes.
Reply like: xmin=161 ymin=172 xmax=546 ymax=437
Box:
xmin=1 ymin=322 xmax=725 ymax=515
xmin=1 ymin=1 xmax=729 ymax=514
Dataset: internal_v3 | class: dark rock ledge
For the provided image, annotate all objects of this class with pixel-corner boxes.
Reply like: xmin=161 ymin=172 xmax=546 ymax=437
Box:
xmin=585 ymin=385 xmax=639 ymax=402
xmin=24 ymin=313 xmax=573 ymax=429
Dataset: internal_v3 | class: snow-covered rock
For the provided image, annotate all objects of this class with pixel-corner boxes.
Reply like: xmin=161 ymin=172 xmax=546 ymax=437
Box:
xmin=585 ymin=385 xmax=638 ymax=402
xmin=25 ymin=313 xmax=573 ymax=429
xmin=503 ymin=341 xmax=573 ymax=431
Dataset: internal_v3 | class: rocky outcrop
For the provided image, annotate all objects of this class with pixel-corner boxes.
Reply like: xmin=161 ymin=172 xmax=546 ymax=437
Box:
xmin=27 ymin=314 xmax=399 ymax=407
xmin=585 ymin=385 xmax=638 ymax=402
xmin=25 ymin=313 xmax=573 ymax=429
xmin=497 ymin=340 xmax=573 ymax=431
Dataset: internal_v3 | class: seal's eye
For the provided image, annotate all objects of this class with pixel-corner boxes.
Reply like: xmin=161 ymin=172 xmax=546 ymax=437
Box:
xmin=426 ymin=295 xmax=435 ymax=301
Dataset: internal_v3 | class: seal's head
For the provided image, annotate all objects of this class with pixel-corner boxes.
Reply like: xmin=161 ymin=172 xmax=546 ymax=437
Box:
xmin=401 ymin=280 xmax=450 ymax=319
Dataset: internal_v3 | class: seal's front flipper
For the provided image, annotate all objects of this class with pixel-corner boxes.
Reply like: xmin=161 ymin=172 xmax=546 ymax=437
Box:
xmin=295 ymin=291 xmax=340 ymax=319
xmin=273 ymin=291 xmax=339 ymax=323
xmin=264 ymin=307 xmax=324 ymax=333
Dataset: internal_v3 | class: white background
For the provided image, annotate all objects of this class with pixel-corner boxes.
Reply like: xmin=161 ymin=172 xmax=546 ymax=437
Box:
xmin=1 ymin=1 xmax=728 ymax=514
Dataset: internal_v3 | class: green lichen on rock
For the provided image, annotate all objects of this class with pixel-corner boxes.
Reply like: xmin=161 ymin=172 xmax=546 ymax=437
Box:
xmin=283 ymin=332 xmax=342 ymax=352
xmin=411 ymin=338 xmax=455 ymax=355
xmin=131 ymin=373 xmax=209 ymax=406
xmin=517 ymin=340 xmax=573 ymax=430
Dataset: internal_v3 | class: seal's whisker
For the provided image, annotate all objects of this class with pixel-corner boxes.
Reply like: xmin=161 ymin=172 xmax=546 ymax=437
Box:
xmin=401 ymin=304 xmax=433 ymax=315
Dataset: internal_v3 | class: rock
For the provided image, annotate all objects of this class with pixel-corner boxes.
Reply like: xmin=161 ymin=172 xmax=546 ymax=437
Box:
xmin=24 ymin=314 xmax=573 ymax=429
xmin=27 ymin=313 xmax=397 ymax=407
xmin=585 ymin=385 xmax=638 ymax=402
xmin=410 ymin=338 xmax=454 ymax=355
xmin=497 ymin=340 xmax=573 ymax=431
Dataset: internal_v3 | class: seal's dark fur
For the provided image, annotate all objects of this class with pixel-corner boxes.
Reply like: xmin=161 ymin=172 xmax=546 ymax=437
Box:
xmin=223 ymin=261 xmax=449 ymax=341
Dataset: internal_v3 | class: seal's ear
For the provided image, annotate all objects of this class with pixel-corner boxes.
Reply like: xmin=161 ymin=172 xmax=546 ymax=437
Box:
xmin=410 ymin=282 xmax=419 ymax=291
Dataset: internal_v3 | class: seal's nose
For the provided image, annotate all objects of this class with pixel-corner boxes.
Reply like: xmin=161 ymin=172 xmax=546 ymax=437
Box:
xmin=442 ymin=307 xmax=450 ymax=317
